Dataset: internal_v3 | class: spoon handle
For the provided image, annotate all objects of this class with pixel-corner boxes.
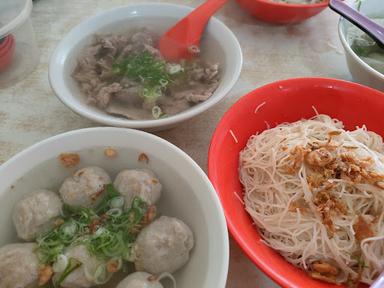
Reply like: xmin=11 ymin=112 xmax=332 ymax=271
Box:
xmin=370 ymin=271 xmax=384 ymax=288
xmin=329 ymin=0 xmax=384 ymax=47
xmin=186 ymin=0 xmax=228 ymax=42
xmin=191 ymin=0 xmax=228 ymax=22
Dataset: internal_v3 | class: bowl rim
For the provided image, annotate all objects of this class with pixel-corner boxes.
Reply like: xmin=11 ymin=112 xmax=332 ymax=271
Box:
xmin=240 ymin=0 xmax=329 ymax=8
xmin=207 ymin=77 xmax=384 ymax=288
xmin=0 ymin=35 xmax=15 ymax=57
xmin=0 ymin=0 xmax=32 ymax=37
xmin=48 ymin=3 xmax=243 ymax=129
xmin=338 ymin=17 xmax=384 ymax=80
xmin=0 ymin=126 xmax=230 ymax=288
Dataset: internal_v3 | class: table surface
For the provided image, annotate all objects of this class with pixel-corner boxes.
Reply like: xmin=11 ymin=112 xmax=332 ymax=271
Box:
xmin=0 ymin=0 xmax=351 ymax=287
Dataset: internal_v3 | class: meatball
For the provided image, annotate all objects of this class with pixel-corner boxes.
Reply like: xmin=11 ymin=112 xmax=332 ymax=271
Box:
xmin=0 ymin=243 xmax=39 ymax=288
xmin=114 ymin=169 xmax=162 ymax=208
xmin=57 ymin=245 xmax=102 ymax=288
xmin=12 ymin=189 xmax=62 ymax=240
xmin=59 ymin=166 xmax=111 ymax=208
xmin=134 ymin=216 xmax=194 ymax=274
xmin=116 ymin=272 xmax=163 ymax=288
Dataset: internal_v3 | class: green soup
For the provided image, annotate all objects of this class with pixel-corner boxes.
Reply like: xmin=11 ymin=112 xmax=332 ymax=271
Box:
xmin=347 ymin=18 xmax=384 ymax=74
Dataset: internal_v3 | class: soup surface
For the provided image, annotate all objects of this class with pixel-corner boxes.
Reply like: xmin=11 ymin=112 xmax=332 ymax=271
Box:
xmin=73 ymin=29 xmax=220 ymax=120
xmin=347 ymin=18 xmax=384 ymax=74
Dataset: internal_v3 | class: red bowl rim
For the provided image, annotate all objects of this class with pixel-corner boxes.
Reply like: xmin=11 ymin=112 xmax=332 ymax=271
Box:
xmin=247 ymin=0 xmax=329 ymax=8
xmin=208 ymin=77 xmax=384 ymax=288
xmin=0 ymin=35 xmax=15 ymax=57
xmin=0 ymin=36 xmax=11 ymax=50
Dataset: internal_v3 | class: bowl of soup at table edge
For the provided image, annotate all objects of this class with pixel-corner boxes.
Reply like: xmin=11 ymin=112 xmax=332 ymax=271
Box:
xmin=338 ymin=0 xmax=384 ymax=91
xmin=48 ymin=3 xmax=242 ymax=131
xmin=208 ymin=77 xmax=384 ymax=288
xmin=0 ymin=127 xmax=229 ymax=288
xmin=236 ymin=0 xmax=329 ymax=24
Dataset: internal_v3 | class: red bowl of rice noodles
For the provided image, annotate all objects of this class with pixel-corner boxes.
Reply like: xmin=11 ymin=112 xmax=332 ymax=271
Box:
xmin=235 ymin=0 xmax=329 ymax=24
xmin=208 ymin=78 xmax=384 ymax=288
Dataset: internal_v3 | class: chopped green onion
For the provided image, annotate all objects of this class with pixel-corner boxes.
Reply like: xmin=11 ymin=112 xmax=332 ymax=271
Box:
xmin=123 ymin=244 xmax=135 ymax=262
xmin=167 ymin=63 xmax=183 ymax=74
xmin=112 ymin=51 xmax=172 ymax=101
xmin=61 ymin=222 xmax=78 ymax=237
xmin=93 ymin=264 xmax=112 ymax=284
xmin=94 ymin=227 xmax=107 ymax=237
xmin=53 ymin=258 xmax=82 ymax=288
xmin=36 ymin=183 xmax=150 ymax=287
xmin=142 ymin=86 xmax=162 ymax=101
xmin=95 ymin=184 xmax=120 ymax=214
xmin=152 ymin=106 xmax=163 ymax=119
xmin=110 ymin=196 xmax=125 ymax=209
xmin=159 ymin=79 xmax=168 ymax=87
xmin=62 ymin=204 xmax=97 ymax=223
xmin=52 ymin=254 xmax=68 ymax=273
xmin=356 ymin=0 xmax=362 ymax=10
xmin=158 ymin=272 xmax=177 ymax=288
xmin=106 ymin=208 xmax=123 ymax=217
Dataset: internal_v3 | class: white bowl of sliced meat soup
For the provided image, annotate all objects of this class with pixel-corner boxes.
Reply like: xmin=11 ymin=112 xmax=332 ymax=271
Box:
xmin=338 ymin=0 xmax=384 ymax=91
xmin=49 ymin=3 xmax=242 ymax=130
xmin=0 ymin=127 xmax=229 ymax=288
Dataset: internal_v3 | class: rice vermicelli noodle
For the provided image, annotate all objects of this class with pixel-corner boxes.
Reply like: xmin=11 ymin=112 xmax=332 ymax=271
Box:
xmin=239 ymin=114 xmax=384 ymax=285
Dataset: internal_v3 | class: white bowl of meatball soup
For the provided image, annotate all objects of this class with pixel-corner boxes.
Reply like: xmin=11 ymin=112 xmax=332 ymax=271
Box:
xmin=0 ymin=127 xmax=229 ymax=288
xmin=49 ymin=3 xmax=242 ymax=131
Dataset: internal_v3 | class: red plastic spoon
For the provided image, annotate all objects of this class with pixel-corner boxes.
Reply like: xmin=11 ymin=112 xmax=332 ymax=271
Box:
xmin=159 ymin=0 xmax=228 ymax=61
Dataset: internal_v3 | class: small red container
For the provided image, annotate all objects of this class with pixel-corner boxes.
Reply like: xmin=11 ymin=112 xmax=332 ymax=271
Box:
xmin=0 ymin=35 xmax=16 ymax=72
xmin=236 ymin=0 xmax=329 ymax=24
xmin=208 ymin=78 xmax=384 ymax=288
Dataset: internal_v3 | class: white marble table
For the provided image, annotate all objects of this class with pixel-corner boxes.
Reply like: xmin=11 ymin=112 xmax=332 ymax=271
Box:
xmin=0 ymin=0 xmax=351 ymax=287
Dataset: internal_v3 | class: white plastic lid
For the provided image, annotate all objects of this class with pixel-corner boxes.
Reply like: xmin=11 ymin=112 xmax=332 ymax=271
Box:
xmin=0 ymin=0 xmax=32 ymax=37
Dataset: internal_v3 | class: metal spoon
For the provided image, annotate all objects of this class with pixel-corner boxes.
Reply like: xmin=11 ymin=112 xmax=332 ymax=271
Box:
xmin=329 ymin=0 xmax=384 ymax=48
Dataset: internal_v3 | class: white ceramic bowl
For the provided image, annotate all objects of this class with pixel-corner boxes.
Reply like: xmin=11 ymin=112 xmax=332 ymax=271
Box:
xmin=0 ymin=127 xmax=229 ymax=288
xmin=49 ymin=3 xmax=242 ymax=131
xmin=338 ymin=0 xmax=384 ymax=91
xmin=0 ymin=0 xmax=40 ymax=88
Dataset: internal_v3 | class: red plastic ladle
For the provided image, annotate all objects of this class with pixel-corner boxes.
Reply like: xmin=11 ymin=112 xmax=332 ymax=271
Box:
xmin=158 ymin=0 xmax=228 ymax=61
